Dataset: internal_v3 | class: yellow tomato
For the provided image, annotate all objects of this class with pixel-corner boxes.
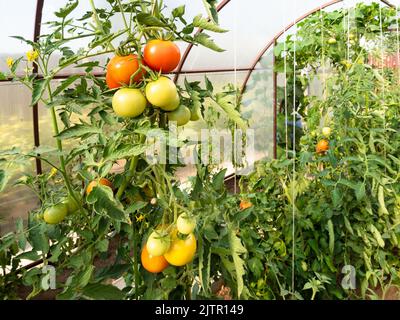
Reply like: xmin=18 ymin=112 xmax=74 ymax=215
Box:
xmin=163 ymin=230 xmax=197 ymax=266
xmin=145 ymin=77 xmax=179 ymax=110
xmin=112 ymin=88 xmax=147 ymax=118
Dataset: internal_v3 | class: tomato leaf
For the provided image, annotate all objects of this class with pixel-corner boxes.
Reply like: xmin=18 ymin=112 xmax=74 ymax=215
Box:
xmin=86 ymin=185 xmax=126 ymax=221
xmin=355 ymin=182 xmax=366 ymax=201
xmin=0 ymin=169 xmax=9 ymax=193
xmin=16 ymin=218 xmax=27 ymax=250
xmin=55 ymin=0 xmax=79 ymax=18
xmin=172 ymin=5 xmax=185 ymax=18
xmin=136 ymin=13 xmax=166 ymax=27
xmin=77 ymin=265 xmax=95 ymax=288
xmin=212 ymin=168 xmax=227 ymax=191
xmin=193 ymin=15 xmax=227 ymax=33
xmin=212 ymin=92 xmax=248 ymax=130
xmin=52 ymin=75 xmax=81 ymax=97
xmin=56 ymin=124 xmax=102 ymax=139
xmin=193 ymin=33 xmax=225 ymax=52
xmin=228 ymin=227 xmax=247 ymax=298
xmin=28 ymin=222 xmax=49 ymax=254
xmin=82 ymin=283 xmax=125 ymax=300
xmin=126 ymin=201 xmax=147 ymax=214
xmin=104 ymin=144 xmax=147 ymax=162
xmin=31 ymin=78 xmax=49 ymax=105
xmin=95 ymin=239 xmax=109 ymax=253
xmin=201 ymin=0 xmax=219 ymax=24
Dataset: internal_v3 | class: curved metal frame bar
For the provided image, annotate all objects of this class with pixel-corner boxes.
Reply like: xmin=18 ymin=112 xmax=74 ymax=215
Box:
xmin=32 ymin=0 xmax=44 ymax=175
xmin=173 ymin=0 xmax=231 ymax=83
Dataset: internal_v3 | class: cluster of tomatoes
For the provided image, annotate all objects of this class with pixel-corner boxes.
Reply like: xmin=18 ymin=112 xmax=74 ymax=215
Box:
xmin=316 ymin=127 xmax=331 ymax=155
xmin=107 ymin=39 xmax=196 ymax=126
xmin=141 ymin=213 xmax=197 ymax=273
xmin=42 ymin=178 xmax=112 ymax=224
xmin=43 ymin=174 xmax=197 ymax=273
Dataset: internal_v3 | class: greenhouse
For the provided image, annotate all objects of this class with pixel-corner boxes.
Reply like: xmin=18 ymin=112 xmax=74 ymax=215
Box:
xmin=0 ymin=0 xmax=399 ymax=302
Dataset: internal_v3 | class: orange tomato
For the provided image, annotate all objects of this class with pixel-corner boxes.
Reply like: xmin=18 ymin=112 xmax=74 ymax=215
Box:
xmin=239 ymin=200 xmax=252 ymax=210
xmin=316 ymin=139 xmax=329 ymax=154
xmin=86 ymin=178 xmax=113 ymax=195
xmin=141 ymin=245 xmax=169 ymax=273
xmin=106 ymin=72 xmax=120 ymax=89
xmin=106 ymin=54 xmax=145 ymax=89
xmin=143 ymin=40 xmax=181 ymax=73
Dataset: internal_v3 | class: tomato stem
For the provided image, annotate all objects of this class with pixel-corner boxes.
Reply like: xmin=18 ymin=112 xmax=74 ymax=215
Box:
xmin=116 ymin=134 xmax=146 ymax=200
xmin=89 ymin=0 xmax=115 ymax=51
xmin=47 ymin=83 xmax=82 ymax=212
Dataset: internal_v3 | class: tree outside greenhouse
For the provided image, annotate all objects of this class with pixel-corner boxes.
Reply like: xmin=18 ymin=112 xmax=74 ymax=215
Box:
xmin=0 ymin=0 xmax=399 ymax=306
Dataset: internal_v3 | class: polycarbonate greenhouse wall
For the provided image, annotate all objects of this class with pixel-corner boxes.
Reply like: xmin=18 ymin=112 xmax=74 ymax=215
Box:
xmin=0 ymin=0 xmax=399 ymax=233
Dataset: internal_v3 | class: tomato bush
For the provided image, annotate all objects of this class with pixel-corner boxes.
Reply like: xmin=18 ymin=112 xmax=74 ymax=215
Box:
xmin=0 ymin=1 xmax=399 ymax=301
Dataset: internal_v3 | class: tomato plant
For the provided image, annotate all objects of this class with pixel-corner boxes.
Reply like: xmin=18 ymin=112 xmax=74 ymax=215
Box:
xmin=0 ymin=0 xmax=241 ymax=300
xmin=0 ymin=0 xmax=398 ymax=302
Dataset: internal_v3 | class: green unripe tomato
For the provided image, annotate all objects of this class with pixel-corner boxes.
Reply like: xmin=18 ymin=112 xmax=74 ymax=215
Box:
xmin=167 ymin=105 xmax=191 ymax=126
xmin=322 ymin=127 xmax=332 ymax=137
xmin=177 ymin=213 xmax=196 ymax=235
xmin=44 ymin=203 xmax=68 ymax=224
xmin=145 ymin=76 xmax=179 ymax=110
xmin=112 ymin=88 xmax=147 ymax=118
xmin=146 ymin=230 xmax=171 ymax=257
xmin=161 ymin=92 xmax=180 ymax=111
xmin=328 ymin=37 xmax=337 ymax=44
xmin=62 ymin=192 xmax=80 ymax=214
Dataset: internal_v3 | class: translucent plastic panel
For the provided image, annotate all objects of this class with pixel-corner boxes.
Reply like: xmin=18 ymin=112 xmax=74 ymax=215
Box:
xmin=175 ymin=71 xmax=248 ymax=180
xmin=240 ymin=50 xmax=274 ymax=166
xmin=181 ymin=0 xmax=331 ymax=72
xmin=0 ymin=83 xmax=39 ymax=235
xmin=0 ymin=0 xmax=37 ymax=73
xmin=39 ymin=0 xmax=217 ymax=75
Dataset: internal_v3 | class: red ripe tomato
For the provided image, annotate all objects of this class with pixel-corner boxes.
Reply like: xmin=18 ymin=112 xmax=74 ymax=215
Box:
xmin=141 ymin=245 xmax=169 ymax=273
xmin=106 ymin=72 xmax=120 ymax=89
xmin=143 ymin=40 xmax=181 ymax=73
xmin=106 ymin=54 xmax=145 ymax=89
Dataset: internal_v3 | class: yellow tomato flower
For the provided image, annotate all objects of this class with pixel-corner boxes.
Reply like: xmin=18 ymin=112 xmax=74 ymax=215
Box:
xmin=6 ymin=57 xmax=14 ymax=68
xmin=26 ymin=49 xmax=39 ymax=62
xmin=135 ymin=214 xmax=145 ymax=222
xmin=48 ymin=167 xmax=58 ymax=178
